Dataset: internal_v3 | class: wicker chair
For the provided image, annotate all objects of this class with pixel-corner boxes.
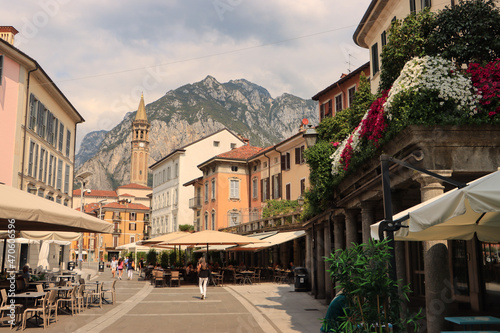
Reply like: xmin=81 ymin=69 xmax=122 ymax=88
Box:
xmin=56 ymin=285 xmax=78 ymax=320
xmin=102 ymin=280 xmax=117 ymax=304
xmin=170 ymin=271 xmax=181 ymax=287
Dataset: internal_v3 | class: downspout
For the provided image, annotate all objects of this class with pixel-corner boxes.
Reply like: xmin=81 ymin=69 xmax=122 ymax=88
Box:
xmin=20 ymin=64 xmax=39 ymax=190
xmin=263 ymin=152 xmax=271 ymax=202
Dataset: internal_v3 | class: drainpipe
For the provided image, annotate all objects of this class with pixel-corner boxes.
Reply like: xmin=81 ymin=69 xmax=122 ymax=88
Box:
xmin=20 ymin=64 xmax=39 ymax=190
xmin=263 ymin=152 xmax=271 ymax=202
xmin=273 ymin=147 xmax=283 ymax=199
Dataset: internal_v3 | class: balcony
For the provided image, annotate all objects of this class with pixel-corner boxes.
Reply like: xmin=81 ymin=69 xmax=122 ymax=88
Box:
xmin=188 ymin=196 xmax=202 ymax=209
xmin=112 ymin=229 xmax=122 ymax=235
xmin=220 ymin=211 xmax=303 ymax=235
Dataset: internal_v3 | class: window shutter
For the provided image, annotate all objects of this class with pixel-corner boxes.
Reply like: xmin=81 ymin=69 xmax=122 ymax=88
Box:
xmin=295 ymin=148 xmax=300 ymax=164
xmin=271 ymin=176 xmax=275 ymax=199
xmin=266 ymin=178 xmax=270 ymax=200
xmin=281 ymin=155 xmax=286 ymax=170
xmin=300 ymin=146 xmax=305 ymax=163
xmin=286 ymin=153 xmax=290 ymax=170
xmin=260 ymin=179 xmax=263 ymax=202
xmin=278 ymin=174 xmax=281 ymax=198
xmin=286 ymin=184 xmax=291 ymax=200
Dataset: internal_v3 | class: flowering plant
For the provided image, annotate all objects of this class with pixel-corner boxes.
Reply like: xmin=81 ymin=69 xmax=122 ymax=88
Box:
xmin=467 ymin=59 xmax=500 ymax=118
xmin=385 ymin=56 xmax=478 ymax=118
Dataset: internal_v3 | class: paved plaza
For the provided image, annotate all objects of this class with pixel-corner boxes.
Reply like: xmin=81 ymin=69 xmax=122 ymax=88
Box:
xmin=3 ymin=268 xmax=328 ymax=333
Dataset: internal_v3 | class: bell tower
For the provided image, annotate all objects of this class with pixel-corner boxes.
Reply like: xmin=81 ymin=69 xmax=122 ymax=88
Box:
xmin=130 ymin=94 xmax=150 ymax=186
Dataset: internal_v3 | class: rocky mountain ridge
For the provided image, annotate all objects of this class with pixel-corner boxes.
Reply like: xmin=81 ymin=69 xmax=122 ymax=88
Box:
xmin=76 ymin=76 xmax=318 ymax=190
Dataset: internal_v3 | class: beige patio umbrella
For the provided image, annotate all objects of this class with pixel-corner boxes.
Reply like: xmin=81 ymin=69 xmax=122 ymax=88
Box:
xmin=159 ymin=230 xmax=267 ymax=253
xmin=0 ymin=184 xmax=113 ymax=233
xmin=138 ymin=231 xmax=188 ymax=249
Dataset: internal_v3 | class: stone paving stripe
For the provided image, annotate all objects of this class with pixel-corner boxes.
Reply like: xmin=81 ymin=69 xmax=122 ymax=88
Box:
xmin=126 ymin=312 xmax=249 ymax=316
xmin=73 ymin=282 xmax=153 ymax=333
xmin=225 ymin=286 xmax=279 ymax=333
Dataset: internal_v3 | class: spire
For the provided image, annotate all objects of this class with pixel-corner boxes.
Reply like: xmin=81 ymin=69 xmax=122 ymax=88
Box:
xmin=135 ymin=93 xmax=148 ymax=121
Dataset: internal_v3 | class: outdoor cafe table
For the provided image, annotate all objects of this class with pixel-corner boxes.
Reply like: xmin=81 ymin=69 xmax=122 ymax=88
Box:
xmin=239 ymin=271 xmax=254 ymax=285
xmin=445 ymin=316 xmax=500 ymax=330
xmin=45 ymin=286 xmax=73 ymax=298
xmin=9 ymin=291 xmax=46 ymax=308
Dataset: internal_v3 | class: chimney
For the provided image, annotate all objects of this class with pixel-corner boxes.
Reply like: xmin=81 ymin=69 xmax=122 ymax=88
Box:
xmin=0 ymin=26 xmax=19 ymax=45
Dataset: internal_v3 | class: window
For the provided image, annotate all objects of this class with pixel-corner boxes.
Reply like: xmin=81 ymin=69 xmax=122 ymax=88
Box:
xmin=58 ymin=123 xmax=64 ymax=151
xmin=56 ymin=159 xmax=63 ymax=190
xmin=263 ymin=161 xmax=267 ymax=168
xmin=381 ymin=31 xmax=387 ymax=48
xmin=65 ymin=129 xmax=71 ymax=157
xmin=348 ymin=86 xmax=356 ymax=108
xmin=130 ymin=236 xmax=135 ymax=243
xmin=0 ymin=55 xmax=3 ymax=85
xmin=328 ymin=100 xmax=333 ymax=116
xmin=113 ymin=236 xmax=118 ymax=248
xmin=28 ymin=141 xmax=36 ymax=177
xmin=37 ymin=103 xmax=46 ymax=139
xmin=211 ymin=210 xmax=215 ymax=230
xmin=38 ymin=189 xmax=44 ymax=197
xmin=173 ymin=214 xmax=177 ymax=232
xmin=64 ymin=164 xmax=70 ymax=194
xmin=204 ymin=182 xmax=209 ymax=202
xmin=421 ymin=0 xmax=431 ymax=9
xmin=335 ymin=94 xmax=343 ymax=113
xmin=230 ymin=143 xmax=236 ymax=149
xmin=281 ymin=152 xmax=291 ymax=171
xmin=410 ymin=0 xmax=416 ymax=13
xmin=230 ymin=179 xmax=239 ymax=199
xmin=174 ymin=163 xmax=178 ymax=178
xmin=272 ymin=174 xmax=281 ymax=199
xmin=46 ymin=112 xmax=54 ymax=145
xmin=261 ymin=178 xmax=270 ymax=202
xmin=167 ymin=167 xmax=171 ymax=180
xmin=252 ymin=178 xmax=258 ymax=199
xmin=300 ymin=178 xmax=306 ymax=195
xmin=174 ymin=189 xmax=178 ymax=205
xmin=286 ymin=183 xmax=291 ymax=200
xmin=130 ymin=212 xmax=136 ymax=221
xmin=204 ymin=212 xmax=208 ymax=230
xmin=231 ymin=166 xmax=238 ymax=172
xmin=33 ymin=143 xmax=39 ymax=179
xmin=39 ymin=148 xmax=45 ymax=181
xmin=129 ymin=222 xmax=136 ymax=231
xmin=371 ymin=43 xmax=379 ymax=75
xmin=29 ymin=94 xmax=38 ymax=130
xmin=211 ymin=178 xmax=216 ymax=200
xmin=320 ymin=103 xmax=325 ymax=120
xmin=213 ymin=141 xmax=220 ymax=147
xmin=295 ymin=146 xmax=305 ymax=164
xmin=166 ymin=191 xmax=170 ymax=207
xmin=229 ymin=211 xmax=239 ymax=226
xmin=48 ymin=154 xmax=54 ymax=186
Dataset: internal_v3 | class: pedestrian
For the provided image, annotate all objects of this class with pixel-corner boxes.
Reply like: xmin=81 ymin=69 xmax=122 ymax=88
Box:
xmin=111 ymin=256 xmax=118 ymax=278
xmin=127 ymin=256 xmax=134 ymax=280
xmin=197 ymin=257 xmax=210 ymax=300
xmin=117 ymin=257 xmax=124 ymax=280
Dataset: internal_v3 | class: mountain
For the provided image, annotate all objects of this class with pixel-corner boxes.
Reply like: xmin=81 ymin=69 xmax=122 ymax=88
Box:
xmin=76 ymin=76 xmax=318 ymax=190
xmin=75 ymin=130 xmax=108 ymax=167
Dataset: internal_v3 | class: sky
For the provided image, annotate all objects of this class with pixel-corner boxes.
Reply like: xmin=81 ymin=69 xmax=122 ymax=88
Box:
xmin=4 ymin=0 xmax=371 ymax=149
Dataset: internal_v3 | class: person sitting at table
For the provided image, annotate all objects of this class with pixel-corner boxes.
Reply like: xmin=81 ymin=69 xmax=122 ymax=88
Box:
xmin=22 ymin=265 xmax=30 ymax=281
xmin=238 ymin=262 xmax=246 ymax=270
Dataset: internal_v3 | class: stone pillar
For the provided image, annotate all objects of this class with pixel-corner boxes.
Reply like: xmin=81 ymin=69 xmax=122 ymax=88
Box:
xmin=344 ymin=209 xmax=358 ymax=249
xmin=413 ymin=171 xmax=453 ymax=333
xmin=305 ymin=228 xmax=313 ymax=293
xmin=324 ymin=217 xmax=333 ymax=300
xmin=293 ymin=238 xmax=300 ymax=267
xmin=315 ymin=224 xmax=326 ymax=299
xmin=361 ymin=201 xmax=376 ymax=244
xmin=333 ymin=215 xmax=345 ymax=251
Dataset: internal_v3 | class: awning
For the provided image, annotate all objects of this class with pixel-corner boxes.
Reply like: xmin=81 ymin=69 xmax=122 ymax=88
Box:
xmin=232 ymin=230 xmax=305 ymax=251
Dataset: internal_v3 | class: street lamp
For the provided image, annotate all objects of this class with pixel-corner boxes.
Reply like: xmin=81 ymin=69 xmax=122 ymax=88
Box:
xmin=303 ymin=125 xmax=319 ymax=148
xmin=297 ymin=195 xmax=305 ymax=206
xmin=75 ymin=171 xmax=93 ymax=270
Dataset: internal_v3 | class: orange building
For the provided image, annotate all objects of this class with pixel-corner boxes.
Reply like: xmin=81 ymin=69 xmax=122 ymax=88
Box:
xmin=312 ymin=62 xmax=370 ymax=122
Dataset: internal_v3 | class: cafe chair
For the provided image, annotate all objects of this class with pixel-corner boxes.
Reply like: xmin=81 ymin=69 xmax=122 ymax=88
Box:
xmin=102 ymin=280 xmax=117 ymax=305
xmin=86 ymin=282 xmax=103 ymax=308
xmin=251 ymin=270 xmax=261 ymax=284
xmin=153 ymin=270 xmax=165 ymax=288
xmin=233 ymin=271 xmax=244 ymax=284
xmin=170 ymin=271 xmax=181 ymax=287
xmin=21 ymin=291 xmax=51 ymax=330
xmin=0 ymin=289 xmax=22 ymax=328
xmin=56 ymin=285 xmax=78 ymax=320
xmin=75 ymin=285 xmax=86 ymax=313
xmin=215 ymin=271 xmax=224 ymax=287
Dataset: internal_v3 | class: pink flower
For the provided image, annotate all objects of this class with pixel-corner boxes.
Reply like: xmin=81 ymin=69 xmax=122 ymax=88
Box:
xmin=331 ymin=142 xmax=340 ymax=147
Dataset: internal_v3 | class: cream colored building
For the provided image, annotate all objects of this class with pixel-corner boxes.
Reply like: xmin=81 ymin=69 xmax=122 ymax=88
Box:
xmin=0 ymin=27 xmax=83 ymax=204
xmin=149 ymin=129 xmax=245 ymax=237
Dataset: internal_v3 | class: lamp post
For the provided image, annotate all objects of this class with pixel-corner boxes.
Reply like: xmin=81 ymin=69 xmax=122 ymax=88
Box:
xmin=97 ymin=199 xmax=107 ymax=263
xmin=303 ymin=125 xmax=318 ymax=148
xmin=75 ymin=171 xmax=93 ymax=270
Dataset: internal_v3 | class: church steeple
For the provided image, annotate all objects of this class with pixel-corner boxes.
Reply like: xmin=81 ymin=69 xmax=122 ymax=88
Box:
xmin=130 ymin=94 xmax=150 ymax=186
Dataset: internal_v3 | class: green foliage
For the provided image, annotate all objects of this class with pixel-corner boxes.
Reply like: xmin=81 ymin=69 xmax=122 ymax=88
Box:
xmin=427 ymin=0 xmax=500 ymax=66
xmin=379 ymin=9 xmax=436 ymax=92
xmin=179 ymin=224 xmax=194 ymax=232
xmin=325 ymin=240 xmax=423 ymax=332
xmin=146 ymin=249 xmax=157 ymax=265
xmin=262 ymin=199 xmax=301 ymax=218
xmin=348 ymin=74 xmax=376 ymax=129
xmin=136 ymin=252 xmax=147 ymax=261
xmin=160 ymin=250 xmax=170 ymax=269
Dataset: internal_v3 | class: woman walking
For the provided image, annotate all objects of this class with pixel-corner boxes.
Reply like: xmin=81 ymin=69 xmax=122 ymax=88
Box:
xmin=117 ymin=257 xmax=124 ymax=280
xmin=127 ymin=256 xmax=134 ymax=280
xmin=197 ymin=258 xmax=210 ymax=300
xmin=111 ymin=256 xmax=118 ymax=278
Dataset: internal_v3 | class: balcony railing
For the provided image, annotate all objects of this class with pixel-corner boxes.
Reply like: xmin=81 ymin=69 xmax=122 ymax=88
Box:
xmin=112 ymin=228 xmax=122 ymax=235
xmin=188 ymin=196 xmax=202 ymax=209
xmin=220 ymin=210 xmax=303 ymax=235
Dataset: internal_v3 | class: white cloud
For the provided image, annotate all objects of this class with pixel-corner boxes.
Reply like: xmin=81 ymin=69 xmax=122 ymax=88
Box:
xmin=5 ymin=0 xmax=371 ymax=148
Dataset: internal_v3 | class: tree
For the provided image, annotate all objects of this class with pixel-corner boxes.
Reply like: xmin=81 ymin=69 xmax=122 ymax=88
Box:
xmin=427 ymin=0 xmax=500 ymax=66
xmin=146 ymin=249 xmax=157 ymax=265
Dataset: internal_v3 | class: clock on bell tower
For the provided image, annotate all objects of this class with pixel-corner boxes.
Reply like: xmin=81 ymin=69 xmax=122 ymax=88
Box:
xmin=130 ymin=94 xmax=150 ymax=186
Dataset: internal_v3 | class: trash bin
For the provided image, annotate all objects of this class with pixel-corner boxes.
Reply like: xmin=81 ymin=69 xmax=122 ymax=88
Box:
xmin=67 ymin=261 xmax=76 ymax=271
xmin=98 ymin=261 xmax=105 ymax=272
xmin=294 ymin=267 xmax=309 ymax=292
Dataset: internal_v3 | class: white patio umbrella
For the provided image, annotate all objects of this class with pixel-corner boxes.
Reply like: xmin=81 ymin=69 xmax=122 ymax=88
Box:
xmin=37 ymin=241 xmax=50 ymax=270
xmin=371 ymin=170 xmax=500 ymax=242
xmin=0 ymin=184 xmax=113 ymax=233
